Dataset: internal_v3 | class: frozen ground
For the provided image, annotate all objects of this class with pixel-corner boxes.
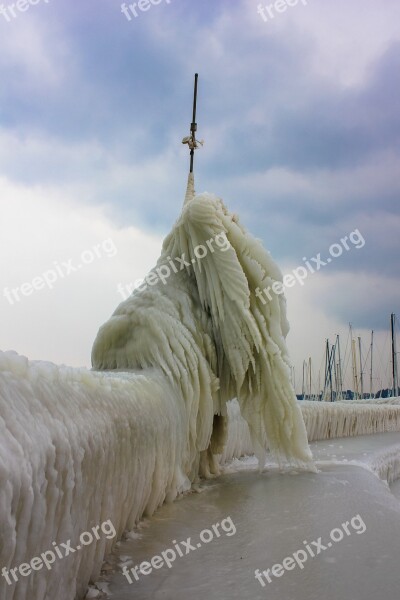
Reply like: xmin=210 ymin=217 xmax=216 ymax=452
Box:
xmin=99 ymin=432 xmax=400 ymax=600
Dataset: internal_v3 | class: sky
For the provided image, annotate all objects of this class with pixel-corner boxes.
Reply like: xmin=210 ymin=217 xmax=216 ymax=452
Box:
xmin=0 ymin=0 xmax=399 ymax=394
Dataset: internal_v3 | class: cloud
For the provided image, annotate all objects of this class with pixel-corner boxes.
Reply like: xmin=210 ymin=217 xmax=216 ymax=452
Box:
xmin=0 ymin=0 xmax=398 ymax=383
xmin=0 ymin=177 xmax=162 ymax=367
xmin=284 ymin=266 xmax=398 ymax=393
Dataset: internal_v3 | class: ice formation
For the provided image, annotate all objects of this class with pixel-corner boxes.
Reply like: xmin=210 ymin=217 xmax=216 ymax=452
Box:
xmin=302 ymin=400 xmax=400 ymax=441
xmin=221 ymin=399 xmax=400 ymax=462
xmin=92 ymin=174 xmax=313 ymax=473
xmin=351 ymin=396 xmax=400 ymax=405
xmin=3 ymin=178 xmax=399 ymax=600
xmin=2 ymin=351 xmax=400 ymax=600
xmin=365 ymin=442 xmax=400 ymax=484
xmin=0 ymin=352 xmax=188 ymax=600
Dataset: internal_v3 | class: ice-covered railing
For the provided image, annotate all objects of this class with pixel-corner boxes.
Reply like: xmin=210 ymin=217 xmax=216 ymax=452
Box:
xmin=0 ymin=353 xmax=290 ymax=600
xmin=349 ymin=397 xmax=400 ymax=405
xmin=3 ymin=185 xmax=399 ymax=600
xmin=1 ymin=184 xmax=314 ymax=600
xmin=2 ymin=353 xmax=400 ymax=600
xmin=0 ymin=351 xmax=192 ymax=600
xmin=302 ymin=400 xmax=400 ymax=441
xmin=366 ymin=443 xmax=400 ymax=485
xmin=221 ymin=399 xmax=400 ymax=462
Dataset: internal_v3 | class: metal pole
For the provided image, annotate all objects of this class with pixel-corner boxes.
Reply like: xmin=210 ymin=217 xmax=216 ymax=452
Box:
xmin=323 ymin=340 xmax=329 ymax=401
xmin=336 ymin=334 xmax=343 ymax=401
xmin=352 ymin=338 xmax=358 ymax=400
xmin=358 ymin=337 xmax=364 ymax=399
xmin=391 ymin=313 xmax=398 ymax=397
xmin=370 ymin=330 xmax=374 ymax=398
xmin=190 ymin=73 xmax=198 ymax=173
xmin=318 ymin=371 xmax=321 ymax=401
xmin=330 ymin=344 xmax=335 ymax=401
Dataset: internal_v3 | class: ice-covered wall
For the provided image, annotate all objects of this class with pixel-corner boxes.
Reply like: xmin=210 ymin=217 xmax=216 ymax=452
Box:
xmin=0 ymin=351 xmax=190 ymax=600
xmin=350 ymin=397 xmax=400 ymax=405
xmin=2 ymin=352 xmax=400 ymax=600
xmin=221 ymin=399 xmax=400 ymax=462
xmin=2 ymin=184 xmax=398 ymax=600
xmin=1 ymin=184 xmax=314 ymax=600
xmin=366 ymin=443 xmax=400 ymax=485
xmin=302 ymin=400 xmax=400 ymax=441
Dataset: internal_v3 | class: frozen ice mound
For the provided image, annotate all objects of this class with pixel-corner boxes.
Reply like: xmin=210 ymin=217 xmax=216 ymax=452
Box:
xmin=5 ymin=187 xmax=399 ymax=599
xmin=92 ymin=188 xmax=313 ymax=472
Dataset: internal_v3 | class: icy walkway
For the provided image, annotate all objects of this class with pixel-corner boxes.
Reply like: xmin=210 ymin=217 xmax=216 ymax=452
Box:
xmin=98 ymin=432 xmax=400 ymax=600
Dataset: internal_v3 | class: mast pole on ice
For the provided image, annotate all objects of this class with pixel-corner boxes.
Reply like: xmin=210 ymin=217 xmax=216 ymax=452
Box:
xmin=182 ymin=73 xmax=203 ymax=204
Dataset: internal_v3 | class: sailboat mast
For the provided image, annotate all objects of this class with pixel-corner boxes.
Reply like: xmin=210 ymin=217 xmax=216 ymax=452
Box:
xmin=358 ymin=336 xmax=364 ymax=399
xmin=336 ymin=334 xmax=343 ymax=401
xmin=323 ymin=340 xmax=329 ymax=401
xmin=351 ymin=338 xmax=358 ymax=400
xmin=370 ymin=330 xmax=374 ymax=398
xmin=350 ymin=324 xmax=357 ymax=399
xmin=391 ymin=313 xmax=398 ymax=397
xmin=318 ymin=371 xmax=321 ymax=402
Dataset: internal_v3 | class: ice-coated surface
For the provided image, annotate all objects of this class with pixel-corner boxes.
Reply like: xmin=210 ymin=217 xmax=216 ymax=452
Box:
xmin=0 ymin=351 xmax=191 ymax=600
xmin=92 ymin=189 xmax=312 ymax=470
xmin=223 ymin=399 xmax=400 ymax=461
xmin=311 ymin=432 xmax=400 ymax=484
xmin=2 ymin=349 xmax=400 ymax=600
xmin=351 ymin=396 xmax=400 ymax=404
xmin=302 ymin=400 xmax=400 ymax=440
xmin=2 ymin=188 xmax=400 ymax=600
xmin=105 ymin=433 xmax=400 ymax=600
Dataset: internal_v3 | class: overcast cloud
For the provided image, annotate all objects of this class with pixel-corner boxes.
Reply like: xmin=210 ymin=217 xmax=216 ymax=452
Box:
xmin=0 ymin=0 xmax=398 ymax=392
